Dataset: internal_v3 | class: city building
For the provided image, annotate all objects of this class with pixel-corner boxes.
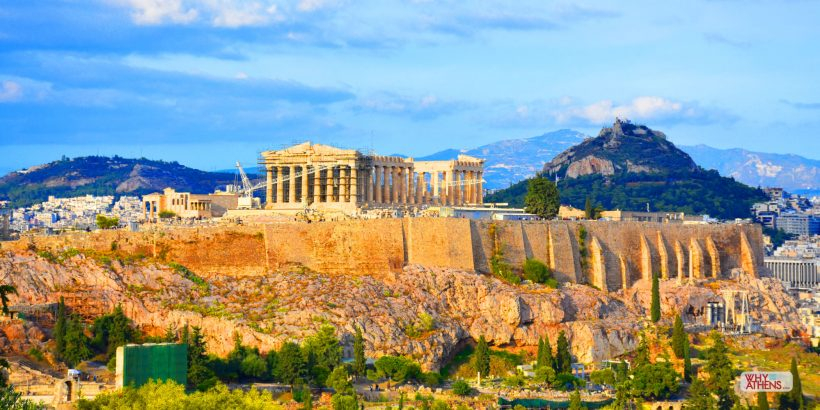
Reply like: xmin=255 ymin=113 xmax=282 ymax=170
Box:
xmin=764 ymin=258 xmax=820 ymax=290
xmin=258 ymin=142 xmax=485 ymax=212
xmin=777 ymin=213 xmax=820 ymax=236
xmin=141 ymin=188 xmax=239 ymax=220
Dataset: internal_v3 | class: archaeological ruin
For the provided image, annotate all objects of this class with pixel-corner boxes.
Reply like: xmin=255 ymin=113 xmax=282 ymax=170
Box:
xmin=259 ymin=142 xmax=485 ymax=211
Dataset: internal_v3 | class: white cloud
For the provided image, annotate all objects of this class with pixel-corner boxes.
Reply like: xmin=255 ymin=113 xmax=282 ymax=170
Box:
xmin=0 ymin=81 xmax=23 ymax=102
xmin=123 ymin=0 xmax=198 ymax=25
xmin=117 ymin=0 xmax=282 ymax=27
xmin=553 ymin=96 xmax=726 ymax=125
xmin=297 ymin=0 xmax=339 ymax=12
xmin=357 ymin=92 xmax=465 ymax=119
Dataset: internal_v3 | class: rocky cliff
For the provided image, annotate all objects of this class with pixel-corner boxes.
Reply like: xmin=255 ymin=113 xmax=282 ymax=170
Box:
xmin=0 ymin=247 xmax=801 ymax=371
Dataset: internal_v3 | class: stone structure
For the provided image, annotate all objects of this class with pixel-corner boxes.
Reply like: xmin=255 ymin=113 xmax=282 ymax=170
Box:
xmin=142 ymin=188 xmax=238 ymax=220
xmin=259 ymin=142 xmax=485 ymax=211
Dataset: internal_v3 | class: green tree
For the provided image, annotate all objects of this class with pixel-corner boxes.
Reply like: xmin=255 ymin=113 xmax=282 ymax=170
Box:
xmin=331 ymin=393 xmax=358 ymax=410
xmin=584 ymin=196 xmax=593 ymax=220
xmin=278 ymin=342 xmax=306 ymax=386
xmin=452 ymin=380 xmax=471 ymax=396
xmin=757 ymin=392 xmax=769 ymax=410
xmin=240 ymin=353 xmax=268 ymax=379
xmin=523 ymin=259 xmax=556 ymax=286
xmin=0 ymin=358 xmax=8 ymax=388
xmin=589 ymin=369 xmax=615 ymax=386
xmin=650 ymin=271 xmax=661 ymax=323
xmin=542 ymin=335 xmax=554 ymax=371
xmin=163 ymin=325 xmax=177 ymax=343
xmin=777 ymin=357 xmax=804 ymax=410
xmin=91 ymin=305 xmax=138 ymax=358
xmin=0 ymin=285 xmax=17 ymax=317
xmin=186 ymin=326 xmax=217 ymax=390
xmin=302 ymin=325 xmax=342 ymax=374
xmin=537 ymin=337 xmax=545 ymax=367
xmin=266 ymin=349 xmax=279 ymax=381
xmin=671 ymin=314 xmax=686 ymax=359
xmin=629 ymin=362 xmax=681 ymax=400
xmin=327 ymin=366 xmax=353 ymax=393
xmin=158 ymin=211 xmax=176 ymax=219
xmin=474 ymin=336 xmax=490 ymax=378
xmin=703 ymin=332 xmax=737 ymax=410
xmin=62 ymin=315 xmax=92 ymax=367
xmin=353 ymin=326 xmax=366 ymax=378
xmin=524 ymin=177 xmax=560 ymax=219
xmin=555 ymin=330 xmax=572 ymax=373
xmin=95 ymin=214 xmax=119 ymax=229
xmin=633 ymin=333 xmax=650 ymax=369
xmin=374 ymin=356 xmax=421 ymax=384
xmin=568 ymin=390 xmax=583 ymax=410
xmin=0 ymin=385 xmax=44 ymax=410
xmin=684 ymin=378 xmax=717 ymax=410
xmin=534 ymin=365 xmax=556 ymax=385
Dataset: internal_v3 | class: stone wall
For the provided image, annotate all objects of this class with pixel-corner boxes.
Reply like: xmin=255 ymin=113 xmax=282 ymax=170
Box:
xmin=8 ymin=219 xmax=765 ymax=286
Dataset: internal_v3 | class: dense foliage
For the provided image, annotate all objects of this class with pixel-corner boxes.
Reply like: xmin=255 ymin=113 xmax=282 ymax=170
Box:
xmin=0 ymin=156 xmax=238 ymax=207
xmin=76 ymin=380 xmax=280 ymax=410
xmin=523 ymin=177 xmax=560 ymax=218
xmin=486 ymin=168 xmax=767 ymax=220
xmin=702 ymin=332 xmax=738 ymax=410
xmin=523 ymin=259 xmax=558 ymax=288
xmin=473 ymin=336 xmax=490 ymax=378
xmin=650 ymin=271 xmax=660 ymax=322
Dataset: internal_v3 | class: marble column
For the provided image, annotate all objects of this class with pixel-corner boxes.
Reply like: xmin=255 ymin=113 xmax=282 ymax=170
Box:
xmin=390 ymin=166 xmax=398 ymax=203
xmin=408 ymin=168 xmax=415 ymax=205
xmin=476 ymin=171 xmax=484 ymax=205
xmin=465 ymin=171 xmax=473 ymax=204
xmin=350 ymin=166 xmax=358 ymax=204
xmin=442 ymin=171 xmax=450 ymax=206
xmin=375 ymin=166 xmax=382 ymax=203
xmin=367 ymin=167 xmax=374 ymax=204
xmin=265 ymin=167 xmax=273 ymax=208
xmin=276 ymin=166 xmax=284 ymax=204
xmin=383 ymin=166 xmax=390 ymax=204
xmin=313 ymin=166 xmax=322 ymax=203
xmin=416 ymin=172 xmax=424 ymax=204
xmin=453 ymin=171 xmax=461 ymax=205
xmin=326 ymin=166 xmax=335 ymax=202
xmin=288 ymin=165 xmax=296 ymax=203
xmin=399 ymin=167 xmax=407 ymax=204
xmin=432 ymin=172 xmax=440 ymax=205
xmin=339 ymin=166 xmax=348 ymax=202
xmin=301 ymin=166 xmax=309 ymax=204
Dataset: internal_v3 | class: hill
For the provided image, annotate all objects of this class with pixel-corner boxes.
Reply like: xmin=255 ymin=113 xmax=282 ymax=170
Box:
xmin=0 ymin=156 xmax=237 ymax=207
xmin=419 ymin=129 xmax=586 ymax=189
xmin=680 ymin=144 xmax=820 ymax=193
xmin=486 ymin=119 xmax=767 ymax=219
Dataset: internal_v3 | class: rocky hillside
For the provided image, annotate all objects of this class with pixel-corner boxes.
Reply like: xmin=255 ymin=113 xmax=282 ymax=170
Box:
xmin=0 ymin=245 xmax=801 ymax=371
xmin=419 ymin=130 xmax=587 ymax=189
xmin=681 ymin=144 xmax=820 ymax=194
xmin=486 ymin=120 xmax=767 ymax=219
xmin=0 ymin=156 xmax=238 ymax=207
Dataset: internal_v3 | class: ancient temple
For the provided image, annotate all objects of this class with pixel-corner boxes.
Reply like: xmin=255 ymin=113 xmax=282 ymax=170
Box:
xmin=259 ymin=142 xmax=485 ymax=211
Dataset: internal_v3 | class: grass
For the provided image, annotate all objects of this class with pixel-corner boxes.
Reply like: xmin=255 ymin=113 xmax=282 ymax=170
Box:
xmin=727 ymin=342 xmax=820 ymax=397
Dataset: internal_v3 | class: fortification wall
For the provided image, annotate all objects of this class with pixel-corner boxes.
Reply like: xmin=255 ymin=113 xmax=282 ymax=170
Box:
xmin=6 ymin=219 xmax=765 ymax=286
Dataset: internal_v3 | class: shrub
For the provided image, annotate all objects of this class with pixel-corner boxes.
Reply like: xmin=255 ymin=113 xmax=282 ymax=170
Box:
xmin=158 ymin=210 xmax=176 ymax=219
xmin=452 ymin=380 xmax=472 ymax=396
xmin=96 ymin=215 xmax=119 ymax=229
xmin=523 ymin=259 xmax=555 ymax=285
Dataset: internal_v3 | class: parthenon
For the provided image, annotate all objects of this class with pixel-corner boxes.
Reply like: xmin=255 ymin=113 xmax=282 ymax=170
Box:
xmin=260 ymin=142 xmax=485 ymax=210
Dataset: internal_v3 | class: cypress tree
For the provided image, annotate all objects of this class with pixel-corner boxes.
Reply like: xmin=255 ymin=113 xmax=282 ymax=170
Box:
xmin=757 ymin=392 xmax=769 ymax=410
xmin=704 ymin=332 xmax=736 ymax=410
xmin=544 ymin=335 xmax=554 ymax=371
xmin=683 ymin=335 xmax=692 ymax=382
xmin=353 ymin=326 xmax=366 ymax=378
xmin=474 ymin=335 xmax=490 ymax=378
xmin=777 ymin=357 xmax=804 ymax=410
xmin=650 ymin=271 xmax=661 ymax=323
xmin=584 ymin=196 xmax=593 ymax=220
xmin=555 ymin=331 xmax=572 ymax=373
xmin=536 ymin=337 xmax=544 ymax=367
xmin=683 ymin=378 xmax=717 ymax=410
xmin=54 ymin=297 xmax=66 ymax=358
xmin=672 ymin=314 xmax=686 ymax=358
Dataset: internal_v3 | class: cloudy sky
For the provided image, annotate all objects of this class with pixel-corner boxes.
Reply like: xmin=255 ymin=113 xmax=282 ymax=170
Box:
xmin=1 ymin=0 xmax=819 ymax=173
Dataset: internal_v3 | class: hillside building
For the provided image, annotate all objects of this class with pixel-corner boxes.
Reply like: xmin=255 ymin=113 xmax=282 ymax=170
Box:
xmin=142 ymin=188 xmax=239 ymax=220
xmin=258 ymin=142 xmax=485 ymax=212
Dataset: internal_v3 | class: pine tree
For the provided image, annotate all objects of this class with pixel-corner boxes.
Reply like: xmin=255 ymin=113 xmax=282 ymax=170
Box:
xmin=555 ymin=330 xmax=572 ymax=373
xmin=524 ymin=177 xmax=560 ymax=219
xmin=683 ymin=378 xmax=717 ymax=410
xmin=703 ymin=332 xmax=737 ymax=410
xmin=164 ymin=325 xmax=177 ymax=342
xmin=353 ymin=326 xmax=366 ymax=378
xmin=757 ymin=392 xmax=769 ymax=410
xmin=650 ymin=271 xmax=661 ymax=323
xmin=474 ymin=335 xmax=490 ymax=378
xmin=536 ymin=337 xmax=545 ymax=367
xmin=672 ymin=314 xmax=686 ymax=359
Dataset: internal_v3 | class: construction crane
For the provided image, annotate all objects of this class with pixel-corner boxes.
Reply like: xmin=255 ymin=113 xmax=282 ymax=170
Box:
xmin=235 ymin=162 xmax=262 ymax=209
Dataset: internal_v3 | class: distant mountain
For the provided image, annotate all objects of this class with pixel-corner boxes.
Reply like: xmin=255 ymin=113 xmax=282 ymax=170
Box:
xmin=679 ymin=144 xmax=819 ymax=193
xmin=419 ymin=129 xmax=587 ymax=189
xmin=0 ymin=156 xmax=237 ymax=207
xmin=486 ymin=119 xmax=767 ymax=219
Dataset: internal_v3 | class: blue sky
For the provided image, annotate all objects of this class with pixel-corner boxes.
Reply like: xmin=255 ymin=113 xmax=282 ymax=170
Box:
xmin=1 ymin=0 xmax=819 ymax=173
